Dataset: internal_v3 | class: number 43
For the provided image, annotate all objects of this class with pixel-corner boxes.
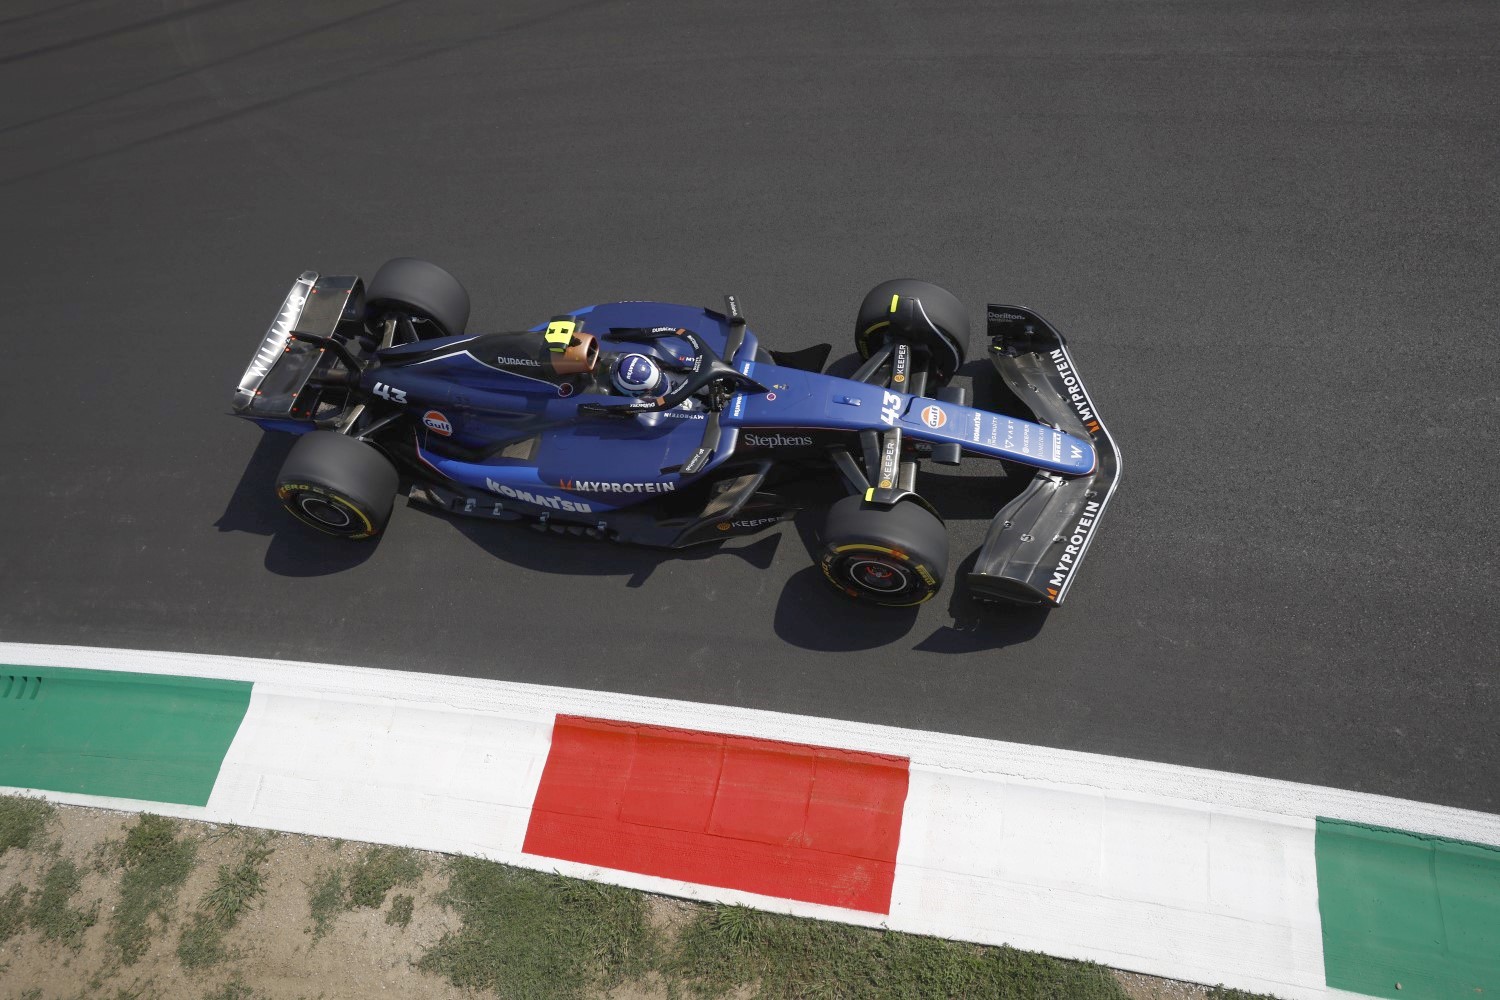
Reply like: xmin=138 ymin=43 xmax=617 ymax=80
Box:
xmin=880 ymin=391 xmax=902 ymax=425
xmin=372 ymin=382 xmax=408 ymax=404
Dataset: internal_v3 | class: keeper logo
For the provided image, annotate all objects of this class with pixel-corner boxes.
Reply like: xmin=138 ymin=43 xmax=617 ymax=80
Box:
xmin=728 ymin=515 xmax=781 ymax=530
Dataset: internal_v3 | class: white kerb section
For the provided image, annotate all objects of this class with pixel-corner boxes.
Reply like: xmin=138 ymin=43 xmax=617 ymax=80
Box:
xmin=894 ymin=773 xmax=1321 ymax=995
xmin=218 ymin=690 xmax=554 ymax=860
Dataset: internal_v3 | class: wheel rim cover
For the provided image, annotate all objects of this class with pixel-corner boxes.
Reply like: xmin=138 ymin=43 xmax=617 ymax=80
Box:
xmin=300 ymin=496 xmax=352 ymax=529
xmin=848 ymin=558 xmax=909 ymax=594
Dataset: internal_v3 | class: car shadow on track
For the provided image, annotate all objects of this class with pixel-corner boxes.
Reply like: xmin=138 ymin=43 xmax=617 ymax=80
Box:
xmin=214 ymin=431 xmax=381 ymax=577
xmin=411 ymin=502 xmax=784 ymax=586
xmin=220 ymin=409 xmax=1050 ymax=646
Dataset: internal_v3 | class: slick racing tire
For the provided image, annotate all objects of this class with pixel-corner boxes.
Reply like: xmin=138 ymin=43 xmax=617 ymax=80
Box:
xmin=367 ymin=257 xmax=470 ymax=340
xmin=276 ymin=431 xmax=399 ymax=540
xmin=817 ymin=495 xmax=948 ymax=607
xmin=855 ymin=279 xmax=969 ymax=389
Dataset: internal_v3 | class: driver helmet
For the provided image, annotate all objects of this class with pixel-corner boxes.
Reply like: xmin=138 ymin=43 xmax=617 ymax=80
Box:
xmin=611 ymin=353 xmax=666 ymax=396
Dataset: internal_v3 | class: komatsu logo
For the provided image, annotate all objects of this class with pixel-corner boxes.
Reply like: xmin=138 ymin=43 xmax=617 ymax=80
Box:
xmin=742 ymin=433 xmax=812 ymax=448
xmin=559 ymin=480 xmax=677 ymax=494
xmin=485 ymin=478 xmax=593 ymax=512
xmin=1050 ymin=349 xmax=1096 ymax=426
xmin=245 ymin=290 xmax=305 ymax=380
xmin=1047 ymin=500 xmax=1102 ymax=590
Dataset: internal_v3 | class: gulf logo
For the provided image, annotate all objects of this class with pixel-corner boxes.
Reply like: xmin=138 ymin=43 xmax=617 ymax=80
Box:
xmin=920 ymin=405 xmax=947 ymax=429
xmin=422 ymin=410 xmax=453 ymax=436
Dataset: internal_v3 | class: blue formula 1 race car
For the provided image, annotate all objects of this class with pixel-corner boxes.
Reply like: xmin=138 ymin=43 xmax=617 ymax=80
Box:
xmin=231 ymin=259 xmax=1120 ymax=607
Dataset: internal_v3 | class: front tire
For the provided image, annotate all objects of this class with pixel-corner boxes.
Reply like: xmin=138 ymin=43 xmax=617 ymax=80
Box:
xmin=276 ymin=431 xmax=398 ymax=540
xmin=817 ymin=496 xmax=948 ymax=606
xmin=855 ymin=279 xmax=969 ymax=388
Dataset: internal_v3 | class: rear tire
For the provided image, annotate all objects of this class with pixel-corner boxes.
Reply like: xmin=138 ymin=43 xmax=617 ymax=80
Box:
xmin=367 ymin=257 xmax=470 ymax=340
xmin=855 ymin=279 xmax=969 ymax=388
xmin=276 ymin=431 xmax=399 ymax=540
xmin=817 ymin=496 xmax=948 ymax=606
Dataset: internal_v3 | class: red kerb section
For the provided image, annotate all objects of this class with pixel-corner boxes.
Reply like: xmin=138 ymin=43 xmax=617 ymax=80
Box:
xmin=522 ymin=715 xmax=911 ymax=914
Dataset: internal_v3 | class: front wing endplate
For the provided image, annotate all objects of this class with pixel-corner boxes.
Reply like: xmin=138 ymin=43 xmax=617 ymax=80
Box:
xmin=967 ymin=305 xmax=1122 ymax=606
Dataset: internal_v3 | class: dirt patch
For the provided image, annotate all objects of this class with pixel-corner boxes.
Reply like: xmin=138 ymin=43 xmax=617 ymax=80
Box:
xmin=1112 ymin=969 xmax=1264 ymax=1000
xmin=0 ymin=806 xmax=469 ymax=1000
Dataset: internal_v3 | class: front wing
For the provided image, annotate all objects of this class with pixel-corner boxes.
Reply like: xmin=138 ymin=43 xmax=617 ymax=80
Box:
xmin=966 ymin=306 xmax=1122 ymax=606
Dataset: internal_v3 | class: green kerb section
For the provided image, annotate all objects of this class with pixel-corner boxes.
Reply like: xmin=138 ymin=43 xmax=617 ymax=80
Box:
xmin=0 ymin=666 xmax=251 ymax=806
xmin=1317 ymin=817 xmax=1500 ymax=999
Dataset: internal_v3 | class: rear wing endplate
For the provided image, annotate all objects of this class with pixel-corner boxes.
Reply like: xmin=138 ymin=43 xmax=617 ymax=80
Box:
xmin=231 ymin=271 xmax=363 ymax=419
xmin=967 ymin=305 xmax=1121 ymax=606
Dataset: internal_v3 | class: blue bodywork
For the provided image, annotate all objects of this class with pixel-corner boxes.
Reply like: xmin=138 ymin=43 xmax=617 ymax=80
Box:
xmin=246 ymin=299 xmax=1094 ymax=515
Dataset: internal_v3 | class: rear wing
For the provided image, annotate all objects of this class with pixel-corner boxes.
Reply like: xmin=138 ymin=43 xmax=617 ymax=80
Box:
xmin=966 ymin=306 xmax=1121 ymax=606
xmin=231 ymin=271 xmax=364 ymax=420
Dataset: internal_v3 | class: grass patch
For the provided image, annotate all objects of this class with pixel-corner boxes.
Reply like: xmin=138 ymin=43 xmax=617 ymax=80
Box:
xmin=386 ymin=892 xmax=415 ymax=929
xmin=110 ymin=814 xmax=197 ymax=965
xmin=177 ymin=841 xmax=274 ymax=969
xmin=0 ymin=794 xmax=54 ymax=856
xmin=205 ymin=842 xmax=272 ymax=926
xmin=178 ymin=912 xmax=232 ymax=970
xmin=412 ymin=859 xmax=1168 ymax=1000
xmin=419 ymin=858 xmax=658 ymax=999
xmin=202 ymin=977 xmax=263 ymax=1000
xmin=671 ymin=903 xmax=1130 ymax=1000
xmin=0 ymin=884 xmax=27 ymax=943
xmin=26 ymin=858 xmax=100 ymax=949
xmin=346 ymin=845 xmax=422 ymax=908
xmin=304 ymin=844 xmax=423 ymax=940
xmin=306 ymin=867 xmax=345 ymax=941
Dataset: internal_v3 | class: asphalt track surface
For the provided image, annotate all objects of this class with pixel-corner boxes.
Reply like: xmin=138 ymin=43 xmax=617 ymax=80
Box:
xmin=1 ymin=1 xmax=1495 ymax=812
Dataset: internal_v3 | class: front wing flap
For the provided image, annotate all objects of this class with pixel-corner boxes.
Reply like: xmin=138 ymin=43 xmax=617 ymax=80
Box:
xmin=966 ymin=305 xmax=1121 ymax=606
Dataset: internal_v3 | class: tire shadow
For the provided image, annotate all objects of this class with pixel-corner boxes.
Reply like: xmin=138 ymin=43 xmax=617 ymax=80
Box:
xmin=772 ymin=566 xmax=920 ymax=650
xmin=215 ymin=430 xmax=381 ymax=576
xmin=912 ymin=549 xmax=1051 ymax=652
xmin=771 ymin=510 xmax=921 ymax=649
xmin=214 ymin=430 xmax=295 ymax=536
